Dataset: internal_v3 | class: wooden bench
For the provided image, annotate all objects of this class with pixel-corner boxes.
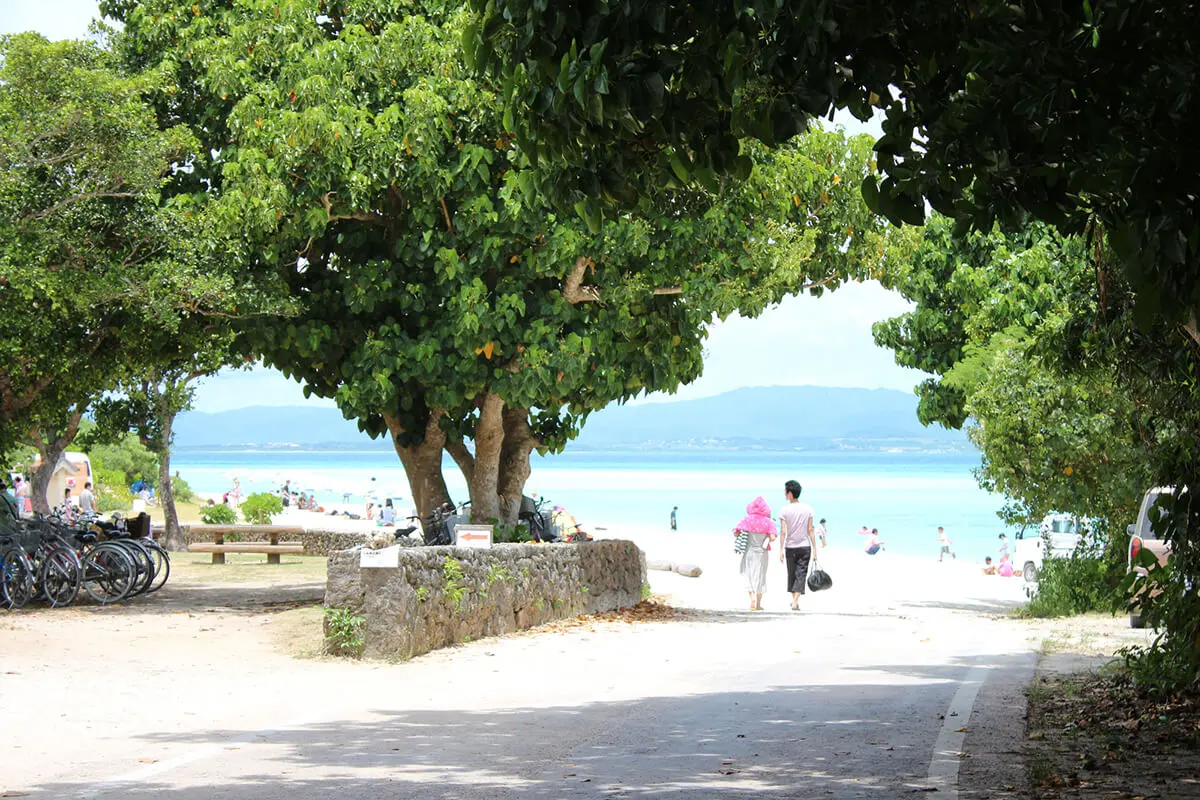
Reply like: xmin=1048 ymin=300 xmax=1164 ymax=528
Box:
xmin=188 ymin=542 xmax=305 ymax=564
xmin=185 ymin=525 xmax=307 ymax=565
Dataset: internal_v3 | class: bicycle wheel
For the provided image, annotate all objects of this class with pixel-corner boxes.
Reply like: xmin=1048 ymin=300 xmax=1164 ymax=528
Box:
xmin=40 ymin=546 xmax=82 ymax=607
xmin=142 ymin=540 xmax=171 ymax=593
xmin=81 ymin=544 xmax=135 ymax=604
xmin=1 ymin=547 xmax=36 ymax=610
xmin=121 ymin=540 xmax=156 ymax=597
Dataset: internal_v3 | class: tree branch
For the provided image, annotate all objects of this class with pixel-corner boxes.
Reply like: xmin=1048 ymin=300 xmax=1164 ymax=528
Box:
xmin=444 ymin=435 xmax=476 ymax=484
xmin=1183 ymin=313 xmax=1200 ymax=348
xmin=439 ymin=196 xmax=455 ymax=236
xmin=321 ymin=191 xmax=382 ymax=223
xmin=23 ymin=190 xmax=139 ymax=222
xmin=562 ymin=256 xmax=599 ymax=304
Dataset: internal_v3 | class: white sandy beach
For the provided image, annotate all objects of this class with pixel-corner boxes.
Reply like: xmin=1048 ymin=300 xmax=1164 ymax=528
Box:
xmin=591 ymin=522 xmax=1029 ymax=614
xmin=204 ymin=497 xmax=1029 ymax=615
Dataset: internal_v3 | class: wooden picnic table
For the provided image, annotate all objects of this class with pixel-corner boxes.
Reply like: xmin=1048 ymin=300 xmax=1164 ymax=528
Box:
xmin=184 ymin=525 xmax=307 ymax=564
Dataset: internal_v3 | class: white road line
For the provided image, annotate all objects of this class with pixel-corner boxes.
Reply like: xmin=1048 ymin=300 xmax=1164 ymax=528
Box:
xmin=926 ymin=662 xmax=993 ymax=799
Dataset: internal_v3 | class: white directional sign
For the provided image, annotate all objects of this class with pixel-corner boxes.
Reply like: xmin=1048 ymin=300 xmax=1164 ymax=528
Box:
xmin=360 ymin=544 xmax=401 ymax=568
xmin=454 ymin=524 xmax=493 ymax=549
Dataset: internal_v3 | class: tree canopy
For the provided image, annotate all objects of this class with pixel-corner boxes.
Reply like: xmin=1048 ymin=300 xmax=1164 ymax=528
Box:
xmin=875 ymin=216 xmax=1150 ymax=530
xmin=469 ymin=1 xmax=1200 ymax=324
xmin=0 ymin=33 xmax=268 ymax=464
xmin=107 ymin=0 xmax=900 ymax=523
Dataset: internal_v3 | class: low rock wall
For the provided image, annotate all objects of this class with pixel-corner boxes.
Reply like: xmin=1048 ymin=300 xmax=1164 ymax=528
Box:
xmin=172 ymin=527 xmax=371 ymax=556
xmin=325 ymin=541 xmax=647 ymax=660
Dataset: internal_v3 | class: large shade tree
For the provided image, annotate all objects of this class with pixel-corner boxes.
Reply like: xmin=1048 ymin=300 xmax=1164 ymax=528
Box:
xmin=0 ymin=33 xmax=195 ymax=456
xmin=0 ymin=33 xmax=284 ymax=523
xmin=468 ymin=1 xmax=1200 ymax=322
xmin=875 ymin=217 xmax=1150 ymax=534
xmin=106 ymin=0 xmax=901 ymax=524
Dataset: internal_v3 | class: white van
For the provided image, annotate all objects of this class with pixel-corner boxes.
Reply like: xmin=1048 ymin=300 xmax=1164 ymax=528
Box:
xmin=1014 ymin=513 xmax=1091 ymax=583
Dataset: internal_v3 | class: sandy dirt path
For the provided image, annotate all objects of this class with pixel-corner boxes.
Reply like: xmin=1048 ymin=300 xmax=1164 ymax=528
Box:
xmin=1 ymin=538 xmax=1060 ymax=799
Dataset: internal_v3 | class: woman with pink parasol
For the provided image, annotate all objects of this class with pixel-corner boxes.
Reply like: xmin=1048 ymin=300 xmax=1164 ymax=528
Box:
xmin=734 ymin=496 xmax=778 ymax=611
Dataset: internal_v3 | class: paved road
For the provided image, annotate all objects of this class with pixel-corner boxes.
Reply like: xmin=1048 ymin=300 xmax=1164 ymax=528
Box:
xmin=3 ymin=576 xmax=1036 ymax=800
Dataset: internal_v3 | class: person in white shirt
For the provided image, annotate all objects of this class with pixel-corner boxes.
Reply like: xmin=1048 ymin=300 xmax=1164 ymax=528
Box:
xmin=816 ymin=518 xmax=827 ymax=547
xmin=79 ymin=481 xmax=96 ymax=515
xmin=778 ymin=479 xmax=819 ymax=611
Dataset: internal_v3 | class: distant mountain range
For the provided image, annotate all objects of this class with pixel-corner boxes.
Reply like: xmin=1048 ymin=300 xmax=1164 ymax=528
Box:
xmin=174 ymin=385 xmax=967 ymax=453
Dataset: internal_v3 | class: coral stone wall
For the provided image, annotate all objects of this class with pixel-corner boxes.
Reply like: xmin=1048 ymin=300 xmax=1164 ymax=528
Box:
xmin=325 ymin=541 xmax=647 ymax=660
xmin=170 ymin=526 xmax=372 ymax=556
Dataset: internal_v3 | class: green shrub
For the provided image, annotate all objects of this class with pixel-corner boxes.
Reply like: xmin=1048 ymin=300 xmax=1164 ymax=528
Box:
xmin=87 ymin=433 xmax=158 ymax=488
xmin=1021 ymin=552 xmax=1113 ymax=618
xmin=322 ymin=607 xmax=364 ymax=657
xmin=240 ymin=492 xmax=282 ymax=525
xmin=199 ymin=503 xmax=238 ymax=525
xmin=493 ymin=523 xmax=532 ymax=544
xmin=172 ymin=474 xmax=196 ymax=503
xmin=442 ymin=556 xmax=467 ymax=612
xmin=93 ymin=465 xmax=133 ymax=512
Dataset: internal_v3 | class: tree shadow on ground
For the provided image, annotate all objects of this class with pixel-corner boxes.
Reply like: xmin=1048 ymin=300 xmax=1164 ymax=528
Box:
xmin=25 ymin=653 xmax=1037 ymax=800
xmin=14 ymin=581 xmax=324 ymax=617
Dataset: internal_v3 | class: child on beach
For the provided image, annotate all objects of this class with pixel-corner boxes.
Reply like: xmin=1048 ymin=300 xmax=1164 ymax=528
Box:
xmin=997 ymin=554 xmax=1015 ymax=577
xmin=982 ymin=556 xmax=996 ymax=575
xmin=864 ymin=528 xmax=884 ymax=555
xmin=734 ymin=496 xmax=777 ymax=611
xmin=937 ymin=527 xmax=956 ymax=561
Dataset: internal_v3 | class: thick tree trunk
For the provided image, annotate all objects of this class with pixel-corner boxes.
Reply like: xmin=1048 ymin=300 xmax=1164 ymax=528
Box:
xmin=383 ymin=411 xmax=453 ymax=522
xmin=30 ymin=444 xmax=62 ymax=516
xmin=29 ymin=406 xmax=84 ymax=515
xmin=467 ymin=392 xmax=505 ymax=523
xmin=158 ymin=407 xmax=188 ymax=552
xmin=497 ymin=408 xmax=539 ymax=527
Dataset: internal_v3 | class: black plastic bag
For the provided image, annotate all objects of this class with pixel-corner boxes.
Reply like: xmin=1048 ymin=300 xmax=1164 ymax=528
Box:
xmin=807 ymin=565 xmax=833 ymax=592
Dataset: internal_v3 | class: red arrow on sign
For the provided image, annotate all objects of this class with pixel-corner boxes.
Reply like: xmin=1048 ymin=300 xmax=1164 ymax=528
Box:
xmin=458 ymin=531 xmax=490 ymax=541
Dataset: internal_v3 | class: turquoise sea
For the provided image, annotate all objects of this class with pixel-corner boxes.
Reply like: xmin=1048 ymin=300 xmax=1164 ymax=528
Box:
xmin=171 ymin=449 xmax=1007 ymax=563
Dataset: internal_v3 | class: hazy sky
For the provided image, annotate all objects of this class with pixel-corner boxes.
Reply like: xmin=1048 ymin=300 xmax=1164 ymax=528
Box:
xmin=4 ymin=0 xmax=924 ymax=412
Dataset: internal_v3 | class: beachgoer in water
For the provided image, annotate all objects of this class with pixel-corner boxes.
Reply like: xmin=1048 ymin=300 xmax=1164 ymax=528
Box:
xmin=670 ymin=506 xmax=678 ymax=531
xmin=779 ymin=480 xmax=818 ymax=611
xmin=937 ymin=526 xmax=956 ymax=561
xmin=865 ymin=528 xmax=885 ymax=555
xmin=982 ymin=556 xmax=996 ymax=575
xmin=735 ymin=496 xmax=777 ymax=611
xmin=816 ymin=518 xmax=828 ymax=547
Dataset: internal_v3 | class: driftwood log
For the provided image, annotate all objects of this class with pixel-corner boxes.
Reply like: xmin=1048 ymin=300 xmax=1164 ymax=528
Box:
xmin=646 ymin=559 xmax=703 ymax=578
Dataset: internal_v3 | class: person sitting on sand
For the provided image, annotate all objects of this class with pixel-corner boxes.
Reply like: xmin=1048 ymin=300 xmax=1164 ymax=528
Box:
xmin=380 ymin=498 xmax=396 ymax=526
xmin=864 ymin=528 xmax=884 ymax=555
xmin=982 ymin=556 xmax=996 ymax=575
xmin=734 ymin=496 xmax=777 ymax=611
xmin=997 ymin=554 xmax=1015 ymax=577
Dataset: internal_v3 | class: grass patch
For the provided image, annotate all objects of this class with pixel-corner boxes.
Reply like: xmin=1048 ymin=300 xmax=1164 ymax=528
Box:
xmin=169 ymin=553 xmax=329 ymax=584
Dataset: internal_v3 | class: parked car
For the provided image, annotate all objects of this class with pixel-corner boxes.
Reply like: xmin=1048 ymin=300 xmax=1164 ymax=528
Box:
xmin=1014 ymin=513 xmax=1092 ymax=583
xmin=1126 ymin=487 xmax=1177 ymax=629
